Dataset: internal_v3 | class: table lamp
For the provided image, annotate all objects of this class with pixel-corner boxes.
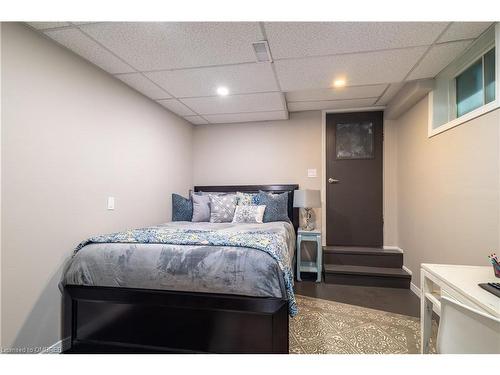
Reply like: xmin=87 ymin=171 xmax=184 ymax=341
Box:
xmin=293 ymin=189 xmax=321 ymax=231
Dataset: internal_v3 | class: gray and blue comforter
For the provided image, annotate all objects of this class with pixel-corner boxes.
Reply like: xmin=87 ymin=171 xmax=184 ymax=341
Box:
xmin=61 ymin=221 xmax=297 ymax=315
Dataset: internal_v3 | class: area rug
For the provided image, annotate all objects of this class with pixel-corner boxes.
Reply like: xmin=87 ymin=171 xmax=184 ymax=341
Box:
xmin=290 ymin=294 xmax=437 ymax=354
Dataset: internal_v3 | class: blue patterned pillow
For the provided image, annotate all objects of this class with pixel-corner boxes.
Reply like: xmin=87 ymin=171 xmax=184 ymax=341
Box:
xmin=254 ymin=191 xmax=290 ymax=223
xmin=172 ymin=193 xmax=193 ymax=221
xmin=236 ymin=192 xmax=257 ymax=206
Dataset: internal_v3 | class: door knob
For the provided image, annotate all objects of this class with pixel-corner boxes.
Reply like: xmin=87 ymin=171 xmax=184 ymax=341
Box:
xmin=328 ymin=178 xmax=340 ymax=184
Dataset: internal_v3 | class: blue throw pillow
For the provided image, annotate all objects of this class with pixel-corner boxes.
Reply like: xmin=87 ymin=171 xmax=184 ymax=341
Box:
xmin=254 ymin=191 xmax=290 ymax=223
xmin=172 ymin=193 xmax=193 ymax=221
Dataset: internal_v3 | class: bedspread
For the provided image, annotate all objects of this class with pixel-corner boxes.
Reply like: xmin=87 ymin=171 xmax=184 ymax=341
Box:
xmin=61 ymin=221 xmax=297 ymax=316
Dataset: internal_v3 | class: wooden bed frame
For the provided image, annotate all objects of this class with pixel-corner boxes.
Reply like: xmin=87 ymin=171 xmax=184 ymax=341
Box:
xmin=62 ymin=184 xmax=299 ymax=354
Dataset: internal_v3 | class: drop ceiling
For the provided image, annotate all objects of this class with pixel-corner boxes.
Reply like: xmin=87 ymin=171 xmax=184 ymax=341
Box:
xmin=27 ymin=21 xmax=493 ymax=125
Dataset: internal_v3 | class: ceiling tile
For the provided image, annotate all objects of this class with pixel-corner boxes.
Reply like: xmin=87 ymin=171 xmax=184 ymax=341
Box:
xmin=264 ymin=22 xmax=448 ymax=59
xmin=79 ymin=22 xmax=264 ymax=71
xmin=275 ymin=46 xmax=427 ymax=91
xmin=27 ymin=22 xmax=70 ymax=30
xmin=287 ymin=98 xmax=377 ymax=112
xmin=375 ymin=83 xmax=405 ymax=105
xmin=180 ymin=92 xmax=285 ymax=115
xmin=407 ymin=40 xmax=473 ymax=80
xmin=286 ymin=84 xmax=387 ymax=102
xmin=204 ymin=111 xmax=288 ymax=124
xmin=184 ymin=116 xmax=209 ymax=125
xmin=157 ymin=99 xmax=197 ymax=116
xmin=145 ymin=63 xmax=279 ymax=98
xmin=438 ymin=22 xmax=493 ymax=43
xmin=45 ymin=28 xmax=134 ymax=74
xmin=115 ymin=73 xmax=171 ymax=99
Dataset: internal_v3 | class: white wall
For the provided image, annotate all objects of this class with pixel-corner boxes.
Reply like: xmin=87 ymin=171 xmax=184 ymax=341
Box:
xmin=1 ymin=23 xmax=193 ymax=350
xmin=384 ymin=97 xmax=499 ymax=286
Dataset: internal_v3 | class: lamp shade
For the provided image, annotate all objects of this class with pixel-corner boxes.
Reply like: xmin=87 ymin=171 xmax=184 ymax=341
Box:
xmin=293 ymin=189 xmax=321 ymax=208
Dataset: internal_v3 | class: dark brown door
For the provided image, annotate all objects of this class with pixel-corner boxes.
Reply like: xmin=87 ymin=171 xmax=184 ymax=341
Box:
xmin=326 ymin=111 xmax=383 ymax=247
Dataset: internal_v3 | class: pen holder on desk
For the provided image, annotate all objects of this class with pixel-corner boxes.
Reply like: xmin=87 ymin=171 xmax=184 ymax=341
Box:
xmin=493 ymin=263 xmax=500 ymax=278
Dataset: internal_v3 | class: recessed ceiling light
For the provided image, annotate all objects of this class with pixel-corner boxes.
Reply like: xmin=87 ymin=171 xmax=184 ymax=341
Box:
xmin=217 ymin=86 xmax=229 ymax=96
xmin=333 ymin=78 xmax=346 ymax=88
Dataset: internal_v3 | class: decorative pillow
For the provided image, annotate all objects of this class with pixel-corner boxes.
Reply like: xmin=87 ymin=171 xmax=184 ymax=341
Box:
xmin=171 ymin=193 xmax=193 ymax=221
xmin=232 ymin=205 xmax=266 ymax=224
xmin=196 ymin=191 xmax=226 ymax=196
xmin=191 ymin=193 xmax=211 ymax=222
xmin=254 ymin=191 xmax=290 ymax=223
xmin=236 ymin=192 xmax=257 ymax=206
xmin=209 ymin=194 xmax=237 ymax=223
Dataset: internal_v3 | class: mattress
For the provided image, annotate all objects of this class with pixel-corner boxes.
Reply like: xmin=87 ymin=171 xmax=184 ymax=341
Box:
xmin=61 ymin=221 xmax=296 ymax=300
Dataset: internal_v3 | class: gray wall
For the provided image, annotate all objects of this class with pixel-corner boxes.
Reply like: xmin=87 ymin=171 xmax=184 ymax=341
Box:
xmin=384 ymin=96 xmax=499 ymax=286
xmin=193 ymin=111 xmax=323 ymax=229
xmin=1 ymin=23 xmax=193 ymax=350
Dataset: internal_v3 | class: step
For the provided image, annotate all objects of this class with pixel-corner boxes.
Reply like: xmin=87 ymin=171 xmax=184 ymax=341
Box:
xmin=323 ymin=264 xmax=411 ymax=289
xmin=323 ymin=246 xmax=403 ymax=268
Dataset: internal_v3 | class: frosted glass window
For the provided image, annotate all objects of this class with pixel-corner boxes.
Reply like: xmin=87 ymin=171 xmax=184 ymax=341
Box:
xmin=456 ymin=58 xmax=483 ymax=117
xmin=484 ymin=48 xmax=496 ymax=104
xmin=336 ymin=122 xmax=374 ymax=159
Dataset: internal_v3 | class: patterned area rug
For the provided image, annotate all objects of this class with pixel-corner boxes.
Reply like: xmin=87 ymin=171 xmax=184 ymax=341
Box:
xmin=290 ymin=294 xmax=437 ymax=354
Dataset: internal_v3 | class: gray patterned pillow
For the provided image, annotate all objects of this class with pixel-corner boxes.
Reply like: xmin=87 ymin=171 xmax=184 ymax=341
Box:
xmin=254 ymin=191 xmax=290 ymax=223
xmin=209 ymin=194 xmax=237 ymax=223
xmin=232 ymin=205 xmax=266 ymax=224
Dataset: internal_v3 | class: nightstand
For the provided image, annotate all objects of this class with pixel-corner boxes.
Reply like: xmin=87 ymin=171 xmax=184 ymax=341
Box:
xmin=296 ymin=229 xmax=322 ymax=282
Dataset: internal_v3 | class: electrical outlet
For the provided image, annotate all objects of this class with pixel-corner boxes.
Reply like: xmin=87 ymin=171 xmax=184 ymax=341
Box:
xmin=107 ymin=197 xmax=115 ymax=210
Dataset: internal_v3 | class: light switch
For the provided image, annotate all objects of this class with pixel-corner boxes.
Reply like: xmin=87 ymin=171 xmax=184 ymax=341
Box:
xmin=307 ymin=169 xmax=317 ymax=178
xmin=107 ymin=197 xmax=115 ymax=210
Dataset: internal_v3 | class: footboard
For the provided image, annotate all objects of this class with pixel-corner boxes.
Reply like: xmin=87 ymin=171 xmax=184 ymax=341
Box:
xmin=62 ymin=285 xmax=289 ymax=354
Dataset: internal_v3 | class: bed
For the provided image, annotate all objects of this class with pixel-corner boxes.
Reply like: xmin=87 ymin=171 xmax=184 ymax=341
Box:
xmin=61 ymin=184 xmax=299 ymax=354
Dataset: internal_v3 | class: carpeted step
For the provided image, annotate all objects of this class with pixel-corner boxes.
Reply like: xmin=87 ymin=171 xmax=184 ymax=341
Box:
xmin=323 ymin=264 xmax=411 ymax=288
xmin=323 ymin=246 xmax=403 ymax=268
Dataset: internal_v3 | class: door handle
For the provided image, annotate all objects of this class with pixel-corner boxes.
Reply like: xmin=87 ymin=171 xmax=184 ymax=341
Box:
xmin=328 ymin=178 xmax=340 ymax=184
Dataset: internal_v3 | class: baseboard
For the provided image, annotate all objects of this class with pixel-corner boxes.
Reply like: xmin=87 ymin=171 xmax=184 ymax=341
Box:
xmin=402 ymin=265 xmax=413 ymax=275
xmin=404 ymin=266 xmax=424 ymax=300
xmin=409 ymin=280 xmax=421 ymax=297
xmin=408 ymin=278 xmax=441 ymax=316
xmin=383 ymin=246 xmax=403 ymax=253
xmin=403 ymin=266 xmax=422 ymax=296
xmin=40 ymin=337 xmax=70 ymax=354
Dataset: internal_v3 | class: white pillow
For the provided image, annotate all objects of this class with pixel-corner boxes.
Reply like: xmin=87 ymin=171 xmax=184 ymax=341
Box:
xmin=232 ymin=205 xmax=266 ymax=224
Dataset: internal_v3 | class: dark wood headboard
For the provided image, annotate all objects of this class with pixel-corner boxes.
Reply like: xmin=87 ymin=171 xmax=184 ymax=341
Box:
xmin=193 ymin=184 xmax=300 ymax=232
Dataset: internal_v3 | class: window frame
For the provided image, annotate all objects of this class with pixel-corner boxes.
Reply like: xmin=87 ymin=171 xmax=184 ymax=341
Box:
xmin=428 ymin=23 xmax=500 ymax=138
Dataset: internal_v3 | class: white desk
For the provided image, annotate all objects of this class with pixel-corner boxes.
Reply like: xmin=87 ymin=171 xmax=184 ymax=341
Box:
xmin=420 ymin=264 xmax=500 ymax=354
